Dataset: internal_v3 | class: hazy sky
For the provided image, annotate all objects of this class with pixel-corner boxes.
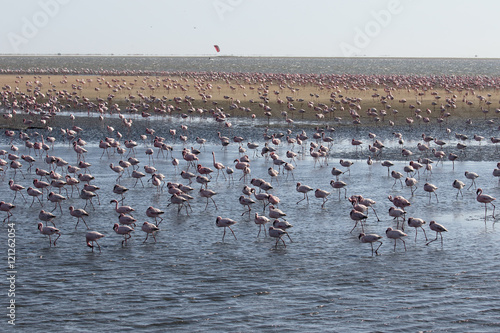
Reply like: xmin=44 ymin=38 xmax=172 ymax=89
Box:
xmin=1 ymin=0 xmax=499 ymax=58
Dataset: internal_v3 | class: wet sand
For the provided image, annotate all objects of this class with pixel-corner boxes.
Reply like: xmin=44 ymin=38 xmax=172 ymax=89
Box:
xmin=1 ymin=73 xmax=499 ymax=125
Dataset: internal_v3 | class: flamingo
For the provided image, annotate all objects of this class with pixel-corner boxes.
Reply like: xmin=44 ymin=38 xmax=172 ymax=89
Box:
xmin=110 ymin=199 xmax=134 ymax=216
xmin=269 ymin=205 xmax=286 ymax=219
xmin=9 ymin=179 xmax=26 ymax=203
xmin=252 ymin=189 xmax=270 ymax=211
xmin=239 ymin=195 xmax=255 ymax=216
xmin=381 ymin=160 xmax=394 ymax=176
xmin=339 ymin=159 xmax=354 ymax=175
xmin=142 ymin=221 xmax=160 ymax=243
xmin=27 ymin=187 xmax=43 ymax=207
xmin=80 ymin=189 xmax=97 ymax=210
xmin=314 ymin=188 xmax=330 ymax=208
xmin=113 ymin=223 xmax=134 ymax=246
xmin=476 ymin=188 xmax=496 ymax=219
xmin=113 ymin=184 xmax=129 ymax=203
xmin=69 ymin=206 xmax=90 ymax=229
xmin=0 ymin=201 xmax=15 ymax=223
xmin=269 ymin=226 xmax=290 ymax=248
xmin=47 ymin=191 xmax=66 ymax=213
xmin=391 ymin=170 xmax=404 ymax=188
xmin=119 ymin=213 xmax=137 ymax=227
xmin=493 ymin=162 xmax=500 ymax=183
xmin=254 ymin=213 xmax=270 ymax=237
xmin=448 ymin=153 xmax=458 ymax=170
xmin=146 ymin=206 xmax=164 ymax=226
xmin=389 ymin=206 xmax=406 ymax=230
xmin=351 ymin=195 xmax=380 ymax=221
xmin=423 ymin=182 xmax=438 ymax=203
xmin=296 ymin=182 xmax=313 ymax=204
xmin=215 ymin=216 xmax=237 ymax=241
xmin=407 ymin=217 xmax=428 ymax=242
xmin=358 ymin=233 xmax=383 ymax=256
xmin=39 ymin=209 xmax=56 ymax=226
xmin=426 ymin=221 xmax=447 ymax=246
xmin=465 ymin=171 xmax=479 ymax=190
xmin=268 ymin=167 xmax=280 ymax=184
xmin=330 ymin=180 xmax=347 ymax=200
xmin=197 ymin=164 xmax=214 ymax=178
xmin=405 ymin=177 xmax=418 ymax=196
xmin=86 ymin=231 xmax=105 ymax=252
xmin=130 ymin=170 xmax=145 ymax=187
xmin=350 ymin=209 xmax=368 ymax=233
xmin=272 ymin=219 xmax=293 ymax=231
xmin=38 ymin=222 xmax=61 ymax=247
xmin=452 ymin=179 xmax=465 ymax=198
xmin=211 ymin=151 xmax=226 ymax=180
xmin=386 ymin=227 xmax=407 ymax=251
xmin=200 ymin=188 xmax=218 ymax=210
xmin=331 ymin=167 xmax=344 ymax=180
xmin=388 ymin=195 xmax=411 ymax=211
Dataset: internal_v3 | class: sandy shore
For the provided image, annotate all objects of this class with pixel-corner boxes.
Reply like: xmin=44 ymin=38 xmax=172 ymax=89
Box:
xmin=1 ymin=73 xmax=499 ymax=125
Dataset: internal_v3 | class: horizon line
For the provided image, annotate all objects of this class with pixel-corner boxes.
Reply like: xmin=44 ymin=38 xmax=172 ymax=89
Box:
xmin=0 ymin=54 xmax=497 ymax=60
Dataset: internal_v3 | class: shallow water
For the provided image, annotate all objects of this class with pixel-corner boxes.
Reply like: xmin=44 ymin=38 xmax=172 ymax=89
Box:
xmin=1 ymin=112 xmax=500 ymax=332
xmin=3 ymin=55 xmax=500 ymax=75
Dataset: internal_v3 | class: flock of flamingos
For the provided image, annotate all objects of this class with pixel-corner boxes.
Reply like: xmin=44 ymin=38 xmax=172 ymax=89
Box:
xmin=1 ymin=70 xmax=500 ymax=256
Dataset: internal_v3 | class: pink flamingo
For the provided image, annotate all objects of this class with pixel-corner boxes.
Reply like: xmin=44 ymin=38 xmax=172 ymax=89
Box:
xmin=110 ymin=199 xmax=134 ymax=216
xmin=27 ymin=187 xmax=43 ymax=207
xmin=48 ymin=191 xmax=66 ymax=213
xmin=118 ymin=213 xmax=137 ymax=227
xmin=69 ymin=206 xmax=90 ymax=229
xmin=252 ymin=189 xmax=270 ymax=211
xmin=239 ymin=195 xmax=255 ymax=216
xmin=269 ymin=226 xmax=290 ymax=248
xmin=211 ymin=152 xmax=226 ymax=180
xmin=146 ymin=206 xmax=164 ymax=226
xmin=465 ymin=171 xmax=479 ymax=190
xmin=407 ymin=217 xmax=428 ymax=241
xmin=426 ymin=221 xmax=447 ymax=246
xmin=315 ymin=188 xmax=330 ymax=208
xmin=388 ymin=195 xmax=411 ymax=211
xmin=254 ymin=213 xmax=270 ymax=237
xmin=86 ymin=231 xmax=105 ymax=252
xmin=9 ymin=179 xmax=26 ymax=203
xmin=0 ymin=201 xmax=15 ymax=223
xmin=39 ymin=209 xmax=56 ymax=227
xmin=142 ymin=221 xmax=160 ymax=243
xmin=296 ymin=182 xmax=313 ymax=204
xmin=330 ymin=180 xmax=347 ymax=200
xmin=113 ymin=223 xmax=134 ymax=246
xmin=358 ymin=233 xmax=383 ymax=256
xmin=476 ymin=188 xmax=496 ymax=219
xmin=38 ymin=222 xmax=61 ymax=247
xmin=272 ymin=219 xmax=293 ymax=231
xmin=423 ymin=182 xmax=438 ymax=203
xmin=389 ymin=206 xmax=406 ymax=230
xmin=351 ymin=195 xmax=380 ymax=221
xmin=200 ymin=188 xmax=218 ymax=210
xmin=452 ymin=179 xmax=465 ymax=198
xmin=269 ymin=205 xmax=286 ymax=219
xmin=350 ymin=209 xmax=368 ymax=233
xmin=386 ymin=227 xmax=407 ymax=251
xmin=197 ymin=164 xmax=214 ymax=178
xmin=216 ymin=216 xmax=237 ymax=241
xmin=339 ymin=159 xmax=354 ymax=175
